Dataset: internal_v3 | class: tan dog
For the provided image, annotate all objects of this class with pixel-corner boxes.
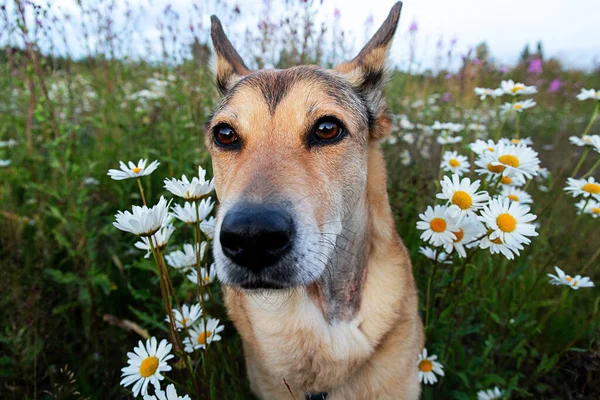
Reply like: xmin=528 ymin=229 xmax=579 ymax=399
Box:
xmin=206 ymin=2 xmax=424 ymax=398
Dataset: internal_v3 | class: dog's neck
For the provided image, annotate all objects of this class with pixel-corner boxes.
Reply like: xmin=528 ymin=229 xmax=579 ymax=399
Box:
xmin=310 ymin=143 xmax=395 ymax=321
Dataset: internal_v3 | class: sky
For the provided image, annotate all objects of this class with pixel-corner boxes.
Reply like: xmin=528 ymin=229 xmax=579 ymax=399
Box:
xmin=9 ymin=0 xmax=600 ymax=71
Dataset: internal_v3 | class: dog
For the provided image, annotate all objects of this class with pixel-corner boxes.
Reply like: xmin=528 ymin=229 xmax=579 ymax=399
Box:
xmin=206 ymin=2 xmax=424 ymax=398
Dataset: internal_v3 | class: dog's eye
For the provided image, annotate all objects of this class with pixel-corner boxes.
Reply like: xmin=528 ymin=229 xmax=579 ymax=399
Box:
xmin=214 ymin=124 xmax=239 ymax=148
xmin=311 ymin=117 xmax=346 ymax=145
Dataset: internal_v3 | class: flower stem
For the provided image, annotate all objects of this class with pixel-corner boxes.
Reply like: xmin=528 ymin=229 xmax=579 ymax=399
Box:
xmin=571 ymin=147 xmax=590 ymax=177
xmin=494 ymin=98 xmax=515 ymax=140
xmin=424 ymin=261 xmax=439 ymax=333
xmin=582 ymin=101 xmax=600 ymax=136
xmin=194 ymin=201 xmax=209 ymax=358
xmin=136 ymin=178 xmax=147 ymax=206
xmin=581 ymin=157 xmax=600 ymax=178
xmin=515 ymin=111 xmax=520 ymax=139
xmin=568 ymin=197 xmax=591 ymax=236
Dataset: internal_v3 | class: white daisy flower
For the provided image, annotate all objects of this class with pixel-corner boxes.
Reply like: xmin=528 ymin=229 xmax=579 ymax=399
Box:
xmin=120 ymin=337 xmax=174 ymax=398
xmin=474 ymin=155 xmax=506 ymax=179
xmin=500 ymin=80 xmax=537 ymax=96
xmin=499 ymin=173 xmax=526 ymax=187
xmin=419 ymin=246 xmax=452 ymax=264
xmin=500 ymin=186 xmax=533 ymax=204
xmin=416 ymin=205 xmax=460 ymax=246
xmin=431 ymin=121 xmax=464 ymax=132
xmin=536 ymin=167 xmax=550 ymax=181
xmin=437 ymin=174 xmax=490 ymax=221
xmin=83 ymin=177 xmax=100 ymax=185
xmin=443 ymin=216 xmax=486 ymax=258
xmin=479 ymin=197 xmax=538 ymax=249
xmin=165 ymin=243 xmax=207 ymax=271
xmin=500 ymin=99 xmax=536 ymax=114
xmin=172 ymin=198 xmax=214 ymax=224
xmin=163 ymin=166 xmax=214 ymax=200
xmin=187 ymin=264 xmax=217 ymax=285
xmin=485 ymin=142 xmax=541 ymax=180
xmin=564 ymin=177 xmax=600 ymax=200
xmin=575 ymin=199 xmax=600 ymax=218
xmin=500 ymin=137 xmax=533 ymax=146
xmin=164 ymin=303 xmax=202 ymax=331
xmin=183 ymin=318 xmax=225 ymax=352
xmin=479 ymin=232 xmax=524 ymax=260
xmin=143 ymin=384 xmax=191 ymax=400
xmin=416 ymin=348 xmax=444 ymax=385
xmin=477 ymin=386 xmax=503 ymax=400
xmin=441 ymin=151 xmax=470 ymax=176
xmin=591 ymin=135 xmax=600 ymax=154
xmin=474 ymin=87 xmax=503 ymax=100
xmin=0 ymin=139 xmax=17 ymax=148
xmin=200 ymin=216 xmax=216 ymax=239
xmin=569 ymin=134 xmax=599 ymax=147
xmin=114 ymin=197 xmax=171 ymax=237
xmin=437 ymin=134 xmax=463 ymax=145
xmin=470 ymin=139 xmax=497 ymax=156
xmin=576 ymin=88 xmax=599 ymax=101
xmin=0 ymin=159 xmax=11 ymax=167
xmin=134 ymin=224 xmax=175 ymax=258
xmin=108 ymin=159 xmax=160 ymax=180
xmin=547 ymin=266 xmax=595 ymax=290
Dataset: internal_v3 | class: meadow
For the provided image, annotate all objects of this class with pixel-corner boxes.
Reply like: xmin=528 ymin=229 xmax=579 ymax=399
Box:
xmin=1 ymin=1 xmax=599 ymax=399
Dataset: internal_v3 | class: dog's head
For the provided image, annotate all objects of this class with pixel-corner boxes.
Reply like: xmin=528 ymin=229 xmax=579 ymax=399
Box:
xmin=206 ymin=2 xmax=402 ymax=290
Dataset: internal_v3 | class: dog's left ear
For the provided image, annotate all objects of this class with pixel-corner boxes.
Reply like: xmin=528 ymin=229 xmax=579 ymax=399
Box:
xmin=335 ymin=1 xmax=402 ymax=139
xmin=210 ymin=15 xmax=251 ymax=95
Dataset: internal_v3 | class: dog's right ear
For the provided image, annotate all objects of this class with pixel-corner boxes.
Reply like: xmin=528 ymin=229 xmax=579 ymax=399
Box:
xmin=210 ymin=15 xmax=250 ymax=95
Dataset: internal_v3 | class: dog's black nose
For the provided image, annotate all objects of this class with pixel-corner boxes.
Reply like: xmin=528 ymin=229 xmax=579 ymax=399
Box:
xmin=219 ymin=205 xmax=294 ymax=271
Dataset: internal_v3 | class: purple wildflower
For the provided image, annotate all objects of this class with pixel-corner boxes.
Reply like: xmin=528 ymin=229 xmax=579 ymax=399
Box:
xmin=442 ymin=92 xmax=453 ymax=102
xmin=528 ymin=58 xmax=543 ymax=74
xmin=548 ymin=79 xmax=561 ymax=93
xmin=334 ymin=8 xmax=341 ymax=18
xmin=409 ymin=20 xmax=418 ymax=34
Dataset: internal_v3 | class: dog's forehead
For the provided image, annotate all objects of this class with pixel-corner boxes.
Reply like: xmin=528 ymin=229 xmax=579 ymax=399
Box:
xmin=212 ymin=66 xmax=370 ymax=130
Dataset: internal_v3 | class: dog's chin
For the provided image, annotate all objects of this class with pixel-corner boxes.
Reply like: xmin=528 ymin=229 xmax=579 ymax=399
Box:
xmin=216 ymin=261 xmax=322 ymax=291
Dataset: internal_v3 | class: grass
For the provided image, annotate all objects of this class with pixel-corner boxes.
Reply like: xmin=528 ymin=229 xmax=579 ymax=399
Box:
xmin=1 ymin=1 xmax=600 ymax=399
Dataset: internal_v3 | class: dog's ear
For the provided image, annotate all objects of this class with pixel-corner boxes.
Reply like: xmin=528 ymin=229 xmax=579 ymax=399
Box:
xmin=210 ymin=15 xmax=251 ymax=95
xmin=335 ymin=2 xmax=402 ymax=139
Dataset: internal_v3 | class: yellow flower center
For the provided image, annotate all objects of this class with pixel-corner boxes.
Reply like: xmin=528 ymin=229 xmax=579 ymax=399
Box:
xmin=510 ymin=139 xmax=520 ymax=144
xmin=508 ymin=194 xmax=519 ymax=202
xmin=449 ymin=158 xmax=461 ymax=167
xmin=498 ymin=154 xmax=520 ymax=168
xmin=565 ymin=277 xmax=578 ymax=286
xmin=583 ymin=137 xmax=590 ymax=141
xmin=491 ymin=237 xmax=503 ymax=244
xmin=514 ymin=104 xmax=523 ymax=109
xmin=487 ymin=163 xmax=505 ymax=174
xmin=487 ymin=147 xmax=495 ymax=152
xmin=430 ymin=218 xmax=447 ymax=233
xmin=582 ymin=183 xmax=600 ymax=194
xmin=511 ymin=85 xmax=524 ymax=93
xmin=592 ymin=207 xmax=600 ymax=214
xmin=453 ymin=228 xmax=464 ymax=243
xmin=496 ymin=213 xmax=517 ymax=233
xmin=451 ymin=191 xmax=473 ymax=210
xmin=139 ymin=356 xmax=159 ymax=378
xmin=180 ymin=318 xmax=189 ymax=327
xmin=132 ymin=167 xmax=142 ymax=174
xmin=418 ymin=359 xmax=433 ymax=372
xmin=197 ymin=330 xmax=213 ymax=345
xmin=501 ymin=176 xmax=512 ymax=184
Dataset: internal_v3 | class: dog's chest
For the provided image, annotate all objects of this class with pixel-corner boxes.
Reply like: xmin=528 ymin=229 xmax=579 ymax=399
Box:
xmin=242 ymin=290 xmax=373 ymax=389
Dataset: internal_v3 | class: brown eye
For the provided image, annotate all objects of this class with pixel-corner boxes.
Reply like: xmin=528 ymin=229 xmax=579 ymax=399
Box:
xmin=311 ymin=117 xmax=346 ymax=145
xmin=214 ymin=124 xmax=239 ymax=148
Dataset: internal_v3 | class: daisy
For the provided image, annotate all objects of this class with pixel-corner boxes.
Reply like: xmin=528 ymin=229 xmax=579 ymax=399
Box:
xmin=416 ymin=205 xmax=459 ymax=246
xmin=187 ymin=264 xmax=217 ymax=285
xmin=83 ymin=177 xmax=100 ymax=185
xmin=416 ymin=348 xmax=444 ymax=385
xmin=591 ymin=135 xmax=600 ymax=154
xmin=172 ymin=198 xmax=214 ymax=224
xmin=564 ymin=177 xmax=600 ymax=200
xmin=419 ymin=246 xmax=452 ymax=264
xmin=437 ymin=134 xmax=463 ymax=145
xmin=536 ymin=167 xmax=550 ymax=181
xmin=0 ymin=139 xmax=17 ymax=148
xmin=500 ymin=80 xmax=537 ymax=96
xmin=436 ymin=174 xmax=490 ymax=221
xmin=183 ymin=318 xmax=225 ymax=352
xmin=485 ymin=142 xmax=541 ymax=180
xmin=500 ymin=186 xmax=533 ymax=204
xmin=114 ymin=197 xmax=171 ymax=237
xmin=164 ymin=303 xmax=202 ymax=331
xmin=474 ymin=87 xmax=503 ymax=100
xmin=144 ymin=384 xmax=191 ymax=400
xmin=477 ymin=387 xmax=503 ymax=400
xmin=0 ymin=159 xmax=11 ymax=167
xmin=576 ymin=88 xmax=599 ymax=101
xmin=108 ymin=159 xmax=160 ymax=180
xmin=120 ymin=337 xmax=174 ymax=397
xmin=479 ymin=232 xmax=523 ymax=260
xmin=500 ymin=99 xmax=536 ymax=114
xmin=547 ymin=266 xmax=595 ymax=290
xmin=443 ymin=216 xmax=486 ymax=258
xmin=441 ymin=151 xmax=470 ymax=176
xmin=470 ymin=139 xmax=497 ymax=156
xmin=499 ymin=173 xmax=526 ymax=187
xmin=165 ymin=243 xmax=207 ymax=271
xmin=500 ymin=137 xmax=533 ymax=146
xmin=569 ymin=134 xmax=599 ymax=147
xmin=479 ymin=197 xmax=538 ymax=248
xmin=163 ymin=166 xmax=214 ymax=200
xmin=200 ymin=216 xmax=216 ymax=239
xmin=134 ymin=223 xmax=175 ymax=258
xmin=575 ymin=199 xmax=600 ymax=218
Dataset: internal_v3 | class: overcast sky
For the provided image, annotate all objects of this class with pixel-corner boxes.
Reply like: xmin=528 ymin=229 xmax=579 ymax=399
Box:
xmin=18 ymin=0 xmax=600 ymax=70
